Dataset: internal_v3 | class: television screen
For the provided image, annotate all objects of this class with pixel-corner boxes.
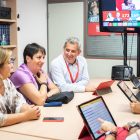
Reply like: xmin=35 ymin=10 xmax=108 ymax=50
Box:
xmin=99 ymin=0 xmax=140 ymax=33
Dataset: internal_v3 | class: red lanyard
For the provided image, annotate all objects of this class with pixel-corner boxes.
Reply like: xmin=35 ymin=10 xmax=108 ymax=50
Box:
xmin=62 ymin=54 xmax=79 ymax=83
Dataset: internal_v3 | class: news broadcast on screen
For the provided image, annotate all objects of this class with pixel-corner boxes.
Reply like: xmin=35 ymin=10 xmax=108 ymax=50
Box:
xmin=99 ymin=0 xmax=140 ymax=32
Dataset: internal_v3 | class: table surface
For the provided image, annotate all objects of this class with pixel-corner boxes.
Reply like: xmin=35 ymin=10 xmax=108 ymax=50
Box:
xmin=0 ymin=77 xmax=140 ymax=140
xmin=0 ymin=131 xmax=51 ymax=140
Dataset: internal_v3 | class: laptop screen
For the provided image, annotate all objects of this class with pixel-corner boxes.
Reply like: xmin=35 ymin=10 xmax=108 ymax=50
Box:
xmin=77 ymin=96 xmax=116 ymax=139
xmin=117 ymin=81 xmax=138 ymax=102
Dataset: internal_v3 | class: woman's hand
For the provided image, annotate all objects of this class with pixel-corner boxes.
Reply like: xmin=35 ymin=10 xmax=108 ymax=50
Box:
xmin=24 ymin=105 xmax=41 ymax=120
xmin=35 ymin=71 xmax=47 ymax=84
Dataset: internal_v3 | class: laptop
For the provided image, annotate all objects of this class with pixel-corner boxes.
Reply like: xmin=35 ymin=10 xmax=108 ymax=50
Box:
xmin=129 ymin=74 xmax=140 ymax=90
xmin=92 ymin=80 xmax=115 ymax=95
xmin=77 ymin=96 xmax=117 ymax=140
xmin=117 ymin=80 xmax=140 ymax=102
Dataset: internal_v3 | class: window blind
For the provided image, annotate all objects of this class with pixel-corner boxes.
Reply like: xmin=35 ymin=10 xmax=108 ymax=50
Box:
xmin=86 ymin=34 xmax=137 ymax=59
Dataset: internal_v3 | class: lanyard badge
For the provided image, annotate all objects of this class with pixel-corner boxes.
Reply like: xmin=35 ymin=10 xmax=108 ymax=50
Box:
xmin=62 ymin=54 xmax=79 ymax=83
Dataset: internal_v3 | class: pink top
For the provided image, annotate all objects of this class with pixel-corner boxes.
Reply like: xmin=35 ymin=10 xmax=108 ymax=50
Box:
xmin=10 ymin=63 xmax=51 ymax=105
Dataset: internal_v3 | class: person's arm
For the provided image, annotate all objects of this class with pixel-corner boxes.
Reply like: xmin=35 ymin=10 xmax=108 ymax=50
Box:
xmin=127 ymin=127 xmax=139 ymax=137
xmin=2 ymin=105 xmax=41 ymax=127
xmin=47 ymin=81 xmax=60 ymax=97
xmin=19 ymin=103 xmax=29 ymax=113
xmin=50 ymin=59 xmax=96 ymax=92
xmin=19 ymin=71 xmax=48 ymax=105
xmin=125 ymin=130 xmax=140 ymax=140
xmin=129 ymin=100 xmax=140 ymax=113
xmin=19 ymin=84 xmax=47 ymax=106
xmin=97 ymin=118 xmax=117 ymax=140
xmin=105 ymin=135 xmax=116 ymax=140
xmin=1 ymin=80 xmax=41 ymax=127
xmin=36 ymin=72 xmax=60 ymax=98
xmin=123 ymin=122 xmax=140 ymax=140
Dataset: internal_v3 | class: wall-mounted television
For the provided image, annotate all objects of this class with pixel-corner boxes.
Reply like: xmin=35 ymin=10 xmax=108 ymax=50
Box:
xmin=99 ymin=0 xmax=140 ymax=33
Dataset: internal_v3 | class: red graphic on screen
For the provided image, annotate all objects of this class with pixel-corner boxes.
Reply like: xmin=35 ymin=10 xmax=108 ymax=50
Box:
xmin=97 ymin=131 xmax=103 ymax=134
xmin=88 ymin=23 xmax=111 ymax=36
xmin=108 ymin=23 xmax=113 ymax=26
xmin=116 ymin=0 xmax=124 ymax=11
xmin=103 ymin=11 xmax=130 ymax=21
xmin=116 ymin=0 xmax=136 ymax=11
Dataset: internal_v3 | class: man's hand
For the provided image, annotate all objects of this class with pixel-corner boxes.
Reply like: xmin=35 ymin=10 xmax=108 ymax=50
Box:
xmin=123 ymin=122 xmax=140 ymax=137
xmin=97 ymin=118 xmax=117 ymax=133
xmin=85 ymin=85 xmax=96 ymax=92
xmin=122 ymin=122 xmax=131 ymax=130
xmin=130 ymin=99 xmax=140 ymax=114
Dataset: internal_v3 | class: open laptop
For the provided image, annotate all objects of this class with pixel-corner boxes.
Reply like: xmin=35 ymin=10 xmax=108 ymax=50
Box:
xmin=92 ymin=80 xmax=115 ymax=95
xmin=117 ymin=80 xmax=140 ymax=102
xmin=129 ymin=74 xmax=140 ymax=90
xmin=77 ymin=96 xmax=117 ymax=140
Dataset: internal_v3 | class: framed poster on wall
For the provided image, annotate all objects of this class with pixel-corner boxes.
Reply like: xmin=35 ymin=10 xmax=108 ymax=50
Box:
xmin=87 ymin=0 xmax=111 ymax=36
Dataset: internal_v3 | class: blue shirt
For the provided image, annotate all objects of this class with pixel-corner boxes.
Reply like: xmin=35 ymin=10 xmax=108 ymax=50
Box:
xmin=113 ymin=17 xmax=121 ymax=21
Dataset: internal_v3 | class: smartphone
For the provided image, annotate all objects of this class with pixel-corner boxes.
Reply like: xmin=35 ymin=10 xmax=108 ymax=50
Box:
xmin=43 ymin=117 xmax=64 ymax=122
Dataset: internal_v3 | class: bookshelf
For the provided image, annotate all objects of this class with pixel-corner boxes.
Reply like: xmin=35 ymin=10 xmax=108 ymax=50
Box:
xmin=1 ymin=0 xmax=18 ymax=72
xmin=2 ymin=45 xmax=16 ymax=48
xmin=0 ymin=19 xmax=16 ymax=23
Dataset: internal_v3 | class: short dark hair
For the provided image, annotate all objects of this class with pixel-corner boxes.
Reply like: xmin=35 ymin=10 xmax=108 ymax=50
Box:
xmin=124 ymin=0 xmax=128 ymax=5
xmin=23 ymin=43 xmax=46 ymax=64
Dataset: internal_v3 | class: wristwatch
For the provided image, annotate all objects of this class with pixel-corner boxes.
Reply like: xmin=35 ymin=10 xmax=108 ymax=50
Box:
xmin=129 ymin=122 xmax=140 ymax=130
xmin=40 ymin=82 xmax=48 ymax=87
xmin=105 ymin=131 xmax=116 ymax=137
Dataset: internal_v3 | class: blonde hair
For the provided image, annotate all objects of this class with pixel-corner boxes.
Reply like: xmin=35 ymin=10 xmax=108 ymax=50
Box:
xmin=0 ymin=47 xmax=12 ymax=85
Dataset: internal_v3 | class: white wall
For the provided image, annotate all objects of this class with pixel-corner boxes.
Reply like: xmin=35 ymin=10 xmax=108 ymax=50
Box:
xmin=87 ymin=59 xmax=137 ymax=79
xmin=48 ymin=2 xmax=84 ymax=65
xmin=17 ymin=0 xmax=48 ymax=72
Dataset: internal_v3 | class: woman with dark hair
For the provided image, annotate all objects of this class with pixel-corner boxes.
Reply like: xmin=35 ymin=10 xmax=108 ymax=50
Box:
xmin=88 ymin=0 xmax=99 ymax=18
xmin=88 ymin=6 xmax=99 ymax=23
xmin=122 ymin=0 xmax=136 ymax=10
xmin=11 ymin=43 xmax=60 ymax=106
xmin=0 ymin=47 xmax=41 ymax=127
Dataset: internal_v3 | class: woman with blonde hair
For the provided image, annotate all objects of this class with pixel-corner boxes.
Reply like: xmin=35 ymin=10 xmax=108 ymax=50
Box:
xmin=0 ymin=47 xmax=41 ymax=127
